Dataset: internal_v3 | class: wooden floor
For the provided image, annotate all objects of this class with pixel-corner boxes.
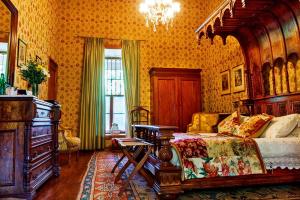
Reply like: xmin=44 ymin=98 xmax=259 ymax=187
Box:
xmin=34 ymin=151 xmax=94 ymax=200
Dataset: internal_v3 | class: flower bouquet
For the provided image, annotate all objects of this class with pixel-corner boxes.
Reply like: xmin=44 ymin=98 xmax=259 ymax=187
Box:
xmin=19 ymin=59 xmax=50 ymax=96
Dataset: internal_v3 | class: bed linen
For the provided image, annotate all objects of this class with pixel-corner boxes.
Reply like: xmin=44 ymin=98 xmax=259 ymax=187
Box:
xmin=171 ymin=135 xmax=266 ymax=180
xmin=255 ymin=137 xmax=300 ymax=169
xmin=171 ymin=133 xmax=300 ymax=177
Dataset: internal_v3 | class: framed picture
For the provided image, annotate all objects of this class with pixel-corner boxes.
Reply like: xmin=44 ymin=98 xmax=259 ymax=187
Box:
xmin=36 ymin=55 xmax=42 ymax=65
xmin=232 ymin=64 xmax=245 ymax=93
xmin=220 ymin=70 xmax=230 ymax=95
xmin=17 ymin=39 xmax=27 ymax=67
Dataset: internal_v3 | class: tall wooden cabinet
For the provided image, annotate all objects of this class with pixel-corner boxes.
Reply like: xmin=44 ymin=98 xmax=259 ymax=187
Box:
xmin=150 ymin=68 xmax=202 ymax=132
xmin=0 ymin=96 xmax=61 ymax=199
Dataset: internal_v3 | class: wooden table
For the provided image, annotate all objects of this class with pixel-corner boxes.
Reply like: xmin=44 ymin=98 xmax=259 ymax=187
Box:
xmin=111 ymin=138 xmax=153 ymax=191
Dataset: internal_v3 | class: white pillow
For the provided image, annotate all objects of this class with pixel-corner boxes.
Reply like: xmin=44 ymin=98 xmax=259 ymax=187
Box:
xmin=287 ymin=127 xmax=300 ymax=137
xmin=261 ymin=114 xmax=299 ymax=138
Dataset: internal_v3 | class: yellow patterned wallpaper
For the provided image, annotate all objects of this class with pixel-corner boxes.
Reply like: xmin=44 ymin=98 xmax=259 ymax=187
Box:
xmin=9 ymin=0 xmax=61 ymax=99
xmin=201 ymin=36 xmax=247 ymax=113
xmin=55 ymin=0 xmax=247 ymax=134
xmin=0 ymin=1 xmax=10 ymax=41
xmin=56 ymin=0 xmax=213 ymax=133
xmin=6 ymin=0 xmax=247 ymax=135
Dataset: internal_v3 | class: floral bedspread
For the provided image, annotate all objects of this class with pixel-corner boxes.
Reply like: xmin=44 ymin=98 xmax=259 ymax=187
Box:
xmin=171 ymin=137 xmax=266 ymax=180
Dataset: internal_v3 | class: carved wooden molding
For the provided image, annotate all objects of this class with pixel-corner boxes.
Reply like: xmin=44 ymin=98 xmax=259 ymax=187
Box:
xmin=196 ymin=0 xmax=300 ymax=100
xmin=196 ymin=0 xmax=248 ymax=41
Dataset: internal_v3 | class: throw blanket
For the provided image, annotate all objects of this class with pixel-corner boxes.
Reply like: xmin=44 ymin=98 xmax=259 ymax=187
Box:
xmin=171 ymin=137 xmax=266 ymax=180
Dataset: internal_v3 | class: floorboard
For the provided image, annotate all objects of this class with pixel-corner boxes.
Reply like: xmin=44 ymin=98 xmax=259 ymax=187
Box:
xmin=34 ymin=151 xmax=94 ymax=200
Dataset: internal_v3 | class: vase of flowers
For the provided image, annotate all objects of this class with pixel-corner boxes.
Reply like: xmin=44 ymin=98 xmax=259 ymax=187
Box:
xmin=19 ymin=59 xmax=50 ymax=97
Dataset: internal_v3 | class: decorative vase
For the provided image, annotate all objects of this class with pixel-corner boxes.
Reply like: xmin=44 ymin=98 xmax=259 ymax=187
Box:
xmin=31 ymin=83 xmax=39 ymax=97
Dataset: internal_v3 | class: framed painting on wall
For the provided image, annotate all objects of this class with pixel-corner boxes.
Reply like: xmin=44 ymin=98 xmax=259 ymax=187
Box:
xmin=220 ymin=70 xmax=230 ymax=95
xmin=17 ymin=39 xmax=27 ymax=67
xmin=232 ymin=64 xmax=245 ymax=93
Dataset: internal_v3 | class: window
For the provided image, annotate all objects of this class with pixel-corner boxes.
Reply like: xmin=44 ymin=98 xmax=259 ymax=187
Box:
xmin=0 ymin=42 xmax=8 ymax=77
xmin=105 ymin=49 xmax=126 ymax=133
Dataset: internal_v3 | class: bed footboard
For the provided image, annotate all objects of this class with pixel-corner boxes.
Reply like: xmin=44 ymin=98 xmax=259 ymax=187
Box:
xmin=133 ymin=125 xmax=183 ymax=199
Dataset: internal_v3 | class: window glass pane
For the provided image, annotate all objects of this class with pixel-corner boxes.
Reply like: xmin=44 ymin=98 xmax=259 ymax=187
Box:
xmin=113 ymin=114 xmax=125 ymax=131
xmin=0 ymin=54 xmax=7 ymax=75
xmin=0 ymin=43 xmax=8 ymax=51
xmin=111 ymin=64 xmax=116 ymax=79
xmin=104 ymin=49 xmax=122 ymax=58
xmin=0 ymin=43 xmax=8 ymax=76
xmin=113 ymin=96 xmax=126 ymax=113
xmin=104 ymin=48 xmax=126 ymax=133
xmin=105 ymin=96 xmax=110 ymax=114
xmin=106 ymin=114 xmax=110 ymax=132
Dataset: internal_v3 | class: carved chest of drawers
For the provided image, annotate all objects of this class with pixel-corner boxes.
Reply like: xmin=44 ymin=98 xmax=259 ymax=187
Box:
xmin=0 ymin=96 xmax=60 ymax=199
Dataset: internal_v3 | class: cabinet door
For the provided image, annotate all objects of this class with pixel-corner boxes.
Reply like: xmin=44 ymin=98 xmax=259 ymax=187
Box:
xmin=152 ymin=77 xmax=179 ymax=126
xmin=0 ymin=124 xmax=24 ymax=195
xmin=179 ymin=78 xmax=201 ymax=132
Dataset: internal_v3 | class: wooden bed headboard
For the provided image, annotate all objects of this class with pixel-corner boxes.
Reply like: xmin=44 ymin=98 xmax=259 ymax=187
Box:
xmin=251 ymin=94 xmax=300 ymax=116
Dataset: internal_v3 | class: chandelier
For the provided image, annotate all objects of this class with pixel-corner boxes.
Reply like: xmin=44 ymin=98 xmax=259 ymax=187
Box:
xmin=139 ymin=0 xmax=180 ymax=32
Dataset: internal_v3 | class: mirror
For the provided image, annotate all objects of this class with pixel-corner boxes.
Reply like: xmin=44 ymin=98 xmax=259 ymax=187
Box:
xmin=0 ymin=0 xmax=18 ymax=86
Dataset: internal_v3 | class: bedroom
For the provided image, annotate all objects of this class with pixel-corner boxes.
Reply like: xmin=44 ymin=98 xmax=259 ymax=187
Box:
xmin=0 ymin=0 xmax=300 ymax=199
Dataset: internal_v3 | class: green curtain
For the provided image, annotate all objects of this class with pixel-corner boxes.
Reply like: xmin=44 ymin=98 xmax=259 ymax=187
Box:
xmin=79 ymin=38 xmax=105 ymax=150
xmin=122 ymin=40 xmax=140 ymax=136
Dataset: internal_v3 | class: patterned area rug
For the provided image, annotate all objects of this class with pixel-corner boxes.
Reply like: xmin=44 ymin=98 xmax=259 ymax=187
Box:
xmin=77 ymin=151 xmax=300 ymax=200
xmin=76 ymin=151 xmax=156 ymax=200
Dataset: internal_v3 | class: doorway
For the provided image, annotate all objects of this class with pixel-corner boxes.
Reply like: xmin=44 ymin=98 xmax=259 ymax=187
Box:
xmin=48 ymin=58 xmax=58 ymax=100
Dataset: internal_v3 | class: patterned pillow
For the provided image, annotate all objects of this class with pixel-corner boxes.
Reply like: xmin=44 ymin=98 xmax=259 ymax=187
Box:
xmin=218 ymin=112 xmax=240 ymax=135
xmin=232 ymin=114 xmax=273 ymax=138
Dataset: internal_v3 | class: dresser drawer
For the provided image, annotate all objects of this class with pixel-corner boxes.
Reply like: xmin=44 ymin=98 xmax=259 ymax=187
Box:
xmin=31 ymin=126 xmax=52 ymax=146
xmin=30 ymin=155 xmax=53 ymax=184
xmin=0 ymin=100 xmax=34 ymax=121
xmin=35 ymin=108 xmax=51 ymax=119
xmin=30 ymin=141 xmax=53 ymax=163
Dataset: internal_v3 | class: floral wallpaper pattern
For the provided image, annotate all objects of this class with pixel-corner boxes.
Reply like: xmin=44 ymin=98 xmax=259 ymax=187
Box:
xmin=10 ymin=0 xmax=61 ymax=99
xmin=202 ymin=35 xmax=247 ymax=113
xmin=6 ymin=0 xmax=247 ymax=135
xmin=0 ymin=1 xmax=10 ymax=41
xmin=56 ymin=0 xmax=246 ymax=134
xmin=57 ymin=0 xmax=210 ymax=133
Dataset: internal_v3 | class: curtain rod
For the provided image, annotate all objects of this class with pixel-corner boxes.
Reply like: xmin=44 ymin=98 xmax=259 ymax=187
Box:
xmin=75 ymin=35 xmax=146 ymax=41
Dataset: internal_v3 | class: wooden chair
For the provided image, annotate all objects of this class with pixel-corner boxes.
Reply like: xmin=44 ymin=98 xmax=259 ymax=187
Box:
xmin=58 ymin=125 xmax=81 ymax=163
xmin=130 ymin=106 xmax=150 ymax=136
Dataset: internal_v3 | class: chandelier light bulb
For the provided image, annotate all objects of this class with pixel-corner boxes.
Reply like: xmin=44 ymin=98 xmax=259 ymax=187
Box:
xmin=166 ymin=9 xmax=174 ymax=18
xmin=146 ymin=0 xmax=155 ymax=6
xmin=172 ymin=2 xmax=180 ymax=12
xmin=164 ymin=0 xmax=172 ymax=4
xmin=139 ymin=0 xmax=180 ymax=32
xmin=139 ymin=3 xmax=148 ymax=13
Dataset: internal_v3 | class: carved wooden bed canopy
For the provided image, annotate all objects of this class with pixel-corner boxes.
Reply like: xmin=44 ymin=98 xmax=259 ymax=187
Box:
xmin=197 ymin=0 xmax=300 ymax=116
xmin=124 ymin=1 xmax=300 ymax=199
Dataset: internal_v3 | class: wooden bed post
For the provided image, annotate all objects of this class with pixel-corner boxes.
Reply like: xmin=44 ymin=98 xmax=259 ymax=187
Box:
xmin=133 ymin=125 xmax=183 ymax=199
xmin=153 ymin=128 xmax=183 ymax=199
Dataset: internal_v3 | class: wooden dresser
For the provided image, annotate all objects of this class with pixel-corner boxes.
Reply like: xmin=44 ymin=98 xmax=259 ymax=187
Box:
xmin=0 ymin=96 xmax=60 ymax=199
xmin=150 ymin=68 xmax=202 ymax=132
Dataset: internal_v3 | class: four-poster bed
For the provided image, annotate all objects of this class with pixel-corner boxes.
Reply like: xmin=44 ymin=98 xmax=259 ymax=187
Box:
xmin=132 ymin=0 xmax=300 ymax=199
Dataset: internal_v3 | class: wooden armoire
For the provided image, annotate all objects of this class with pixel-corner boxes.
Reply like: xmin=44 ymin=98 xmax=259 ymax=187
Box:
xmin=150 ymin=68 xmax=202 ymax=132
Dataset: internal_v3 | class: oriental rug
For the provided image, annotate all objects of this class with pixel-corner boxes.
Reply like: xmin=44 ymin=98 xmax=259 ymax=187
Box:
xmin=77 ymin=151 xmax=300 ymax=200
